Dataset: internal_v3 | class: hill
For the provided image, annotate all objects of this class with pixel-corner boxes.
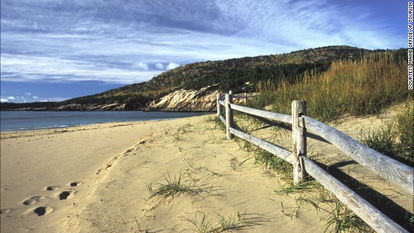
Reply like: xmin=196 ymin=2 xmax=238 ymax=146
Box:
xmin=0 ymin=46 xmax=405 ymax=111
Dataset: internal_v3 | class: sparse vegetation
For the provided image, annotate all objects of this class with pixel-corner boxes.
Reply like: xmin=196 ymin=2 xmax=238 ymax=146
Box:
xmin=276 ymin=181 xmax=313 ymax=195
xmin=290 ymin=182 xmax=373 ymax=233
xmin=395 ymin=104 xmax=414 ymax=163
xmin=172 ymin=134 xmax=185 ymax=142
xmin=187 ymin=211 xmax=260 ymax=233
xmin=359 ymin=124 xmax=396 ymax=157
xmin=165 ymin=123 xmax=195 ymax=141
xmin=177 ymin=123 xmax=194 ymax=134
xmin=229 ymin=157 xmax=250 ymax=171
xmin=227 ymin=112 xmax=375 ymax=232
xmin=147 ymin=173 xmax=203 ymax=198
xmin=205 ymin=115 xmax=225 ymax=131
xmin=324 ymin=201 xmax=371 ymax=233
xmin=280 ymin=202 xmax=300 ymax=219
xmin=359 ymin=101 xmax=414 ymax=166
xmin=255 ymin=150 xmax=293 ymax=181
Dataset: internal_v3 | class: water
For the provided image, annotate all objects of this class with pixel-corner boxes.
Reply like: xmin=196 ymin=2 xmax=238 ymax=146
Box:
xmin=0 ymin=111 xmax=207 ymax=131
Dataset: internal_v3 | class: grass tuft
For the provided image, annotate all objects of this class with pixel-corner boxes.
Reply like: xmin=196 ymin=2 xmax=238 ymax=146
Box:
xmin=276 ymin=181 xmax=313 ymax=195
xmin=396 ymin=104 xmax=414 ymax=163
xmin=147 ymin=173 xmax=203 ymax=198
xmin=359 ymin=124 xmax=396 ymax=157
xmin=187 ymin=211 xmax=261 ymax=233
xmin=324 ymin=201 xmax=371 ymax=233
xmin=206 ymin=115 xmax=225 ymax=131
xmin=359 ymin=101 xmax=414 ymax=166
xmin=254 ymin=149 xmax=293 ymax=181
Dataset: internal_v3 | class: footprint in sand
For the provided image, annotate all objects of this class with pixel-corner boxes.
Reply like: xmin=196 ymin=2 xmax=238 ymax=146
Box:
xmin=45 ymin=186 xmax=60 ymax=191
xmin=33 ymin=206 xmax=53 ymax=216
xmin=59 ymin=191 xmax=75 ymax=200
xmin=69 ymin=181 xmax=81 ymax=187
xmin=22 ymin=196 xmax=44 ymax=206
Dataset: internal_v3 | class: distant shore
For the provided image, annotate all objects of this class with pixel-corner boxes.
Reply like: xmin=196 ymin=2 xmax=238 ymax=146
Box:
xmin=0 ymin=111 xmax=207 ymax=132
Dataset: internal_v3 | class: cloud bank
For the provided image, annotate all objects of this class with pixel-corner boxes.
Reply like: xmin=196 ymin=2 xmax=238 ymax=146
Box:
xmin=1 ymin=0 xmax=403 ymax=86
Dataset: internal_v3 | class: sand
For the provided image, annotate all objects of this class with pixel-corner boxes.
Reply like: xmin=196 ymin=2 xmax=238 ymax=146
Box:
xmin=0 ymin=106 xmax=412 ymax=232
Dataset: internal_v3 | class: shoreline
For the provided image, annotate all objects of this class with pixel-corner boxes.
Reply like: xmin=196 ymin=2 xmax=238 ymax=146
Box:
xmin=0 ymin=111 xmax=208 ymax=132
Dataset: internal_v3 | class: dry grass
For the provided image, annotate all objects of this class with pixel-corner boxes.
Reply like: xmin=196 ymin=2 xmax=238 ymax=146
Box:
xmin=186 ymin=211 xmax=263 ymax=233
xmin=252 ymin=52 xmax=411 ymax=122
xmin=147 ymin=173 xmax=203 ymax=198
xmin=359 ymin=100 xmax=414 ymax=165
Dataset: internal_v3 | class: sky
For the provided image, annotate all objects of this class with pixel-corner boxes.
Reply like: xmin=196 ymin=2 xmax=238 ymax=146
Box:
xmin=0 ymin=0 xmax=406 ymax=103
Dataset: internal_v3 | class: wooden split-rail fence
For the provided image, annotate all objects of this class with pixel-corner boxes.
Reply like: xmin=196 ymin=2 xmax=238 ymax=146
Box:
xmin=216 ymin=91 xmax=413 ymax=233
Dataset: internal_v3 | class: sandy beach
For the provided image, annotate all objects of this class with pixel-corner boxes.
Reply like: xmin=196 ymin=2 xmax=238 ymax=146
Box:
xmin=1 ymin=108 xmax=412 ymax=232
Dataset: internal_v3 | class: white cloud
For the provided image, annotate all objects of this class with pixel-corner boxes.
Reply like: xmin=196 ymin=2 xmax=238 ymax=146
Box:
xmin=166 ymin=62 xmax=180 ymax=70
xmin=0 ymin=98 xmax=8 ymax=102
xmin=132 ymin=62 xmax=149 ymax=71
xmin=0 ymin=0 xmax=403 ymax=86
xmin=214 ymin=0 xmax=400 ymax=49
xmin=38 ymin=97 xmax=69 ymax=103
xmin=7 ymin=96 xmax=15 ymax=100
xmin=155 ymin=63 xmax=164 ymax=70
xmin=1 ymin=54 xmax=161 ymax=84
xmin=32 ymin=96 xmax=39 ymax=99
xmin=42 ymin=97 xmax=68 ymax=102
xmin=25 ymin=92 xmax=32 ymax=96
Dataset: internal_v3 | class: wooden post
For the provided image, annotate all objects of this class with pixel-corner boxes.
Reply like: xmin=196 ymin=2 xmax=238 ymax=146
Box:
xmin=292 ymin=100 xmax=307 ymax=185
xmin=225 ymin=91 xmax=234 ymax=139
xmin=216 ymin=93 xmax=221 ymax=117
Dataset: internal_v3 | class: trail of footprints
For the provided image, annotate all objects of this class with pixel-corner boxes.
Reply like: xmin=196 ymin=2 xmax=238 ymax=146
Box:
xmin=0 ymin=181 xmax=81 ymax=217
xmin=1 ymin=140 xmax=144 ymax=218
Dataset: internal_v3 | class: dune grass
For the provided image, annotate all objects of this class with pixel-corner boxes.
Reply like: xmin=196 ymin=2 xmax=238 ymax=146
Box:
xmin=359 ymin=125 xmax=396 ymax=158
xmin=395 ymin=104 xmax=414 ymax=163
xmin=254 ymin=149 xmax=293 ymax=181
xmin=359 ymin=101 xmax=414 ymax=165
xmin=219 ymin=116 xmax=374 ymax=232
xmin=187 ymin=211 xmax=262 ymax=233
xmin=147 ymin=173 xmax=203 ymax=198
xmin=324 ymin=201 xmax=371 ymax=233
xmin=206 ymin=115 xmax=225 ymax=131
xmin=250 ymin=52 xmax=411 ymax=122
xmin=207 ymin=54 xmax=412 ymax=232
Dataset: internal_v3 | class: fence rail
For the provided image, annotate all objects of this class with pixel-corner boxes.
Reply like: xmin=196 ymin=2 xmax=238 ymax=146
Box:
xmin=303 ymin=116 xmax=413 ymax=194
xmin=216 ymin=91 xmax=413 ymax=233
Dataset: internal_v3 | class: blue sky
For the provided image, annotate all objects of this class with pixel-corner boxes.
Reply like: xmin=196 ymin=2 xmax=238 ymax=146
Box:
xmin=0 ymin=0 xmax=406 ymax=103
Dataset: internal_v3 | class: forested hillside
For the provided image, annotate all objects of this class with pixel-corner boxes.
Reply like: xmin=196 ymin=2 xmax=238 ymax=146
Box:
xmin=0 ymin=46 xmax=406 ymax=111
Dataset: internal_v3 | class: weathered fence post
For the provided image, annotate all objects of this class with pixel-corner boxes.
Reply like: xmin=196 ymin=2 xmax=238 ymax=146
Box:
xmin=216 ymin=93 xmax=221 ymax=117
xmin=292 ymin=100 xmax=307 ymax=185
xmin=225 ymin=91 xmax=234 ymax=139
